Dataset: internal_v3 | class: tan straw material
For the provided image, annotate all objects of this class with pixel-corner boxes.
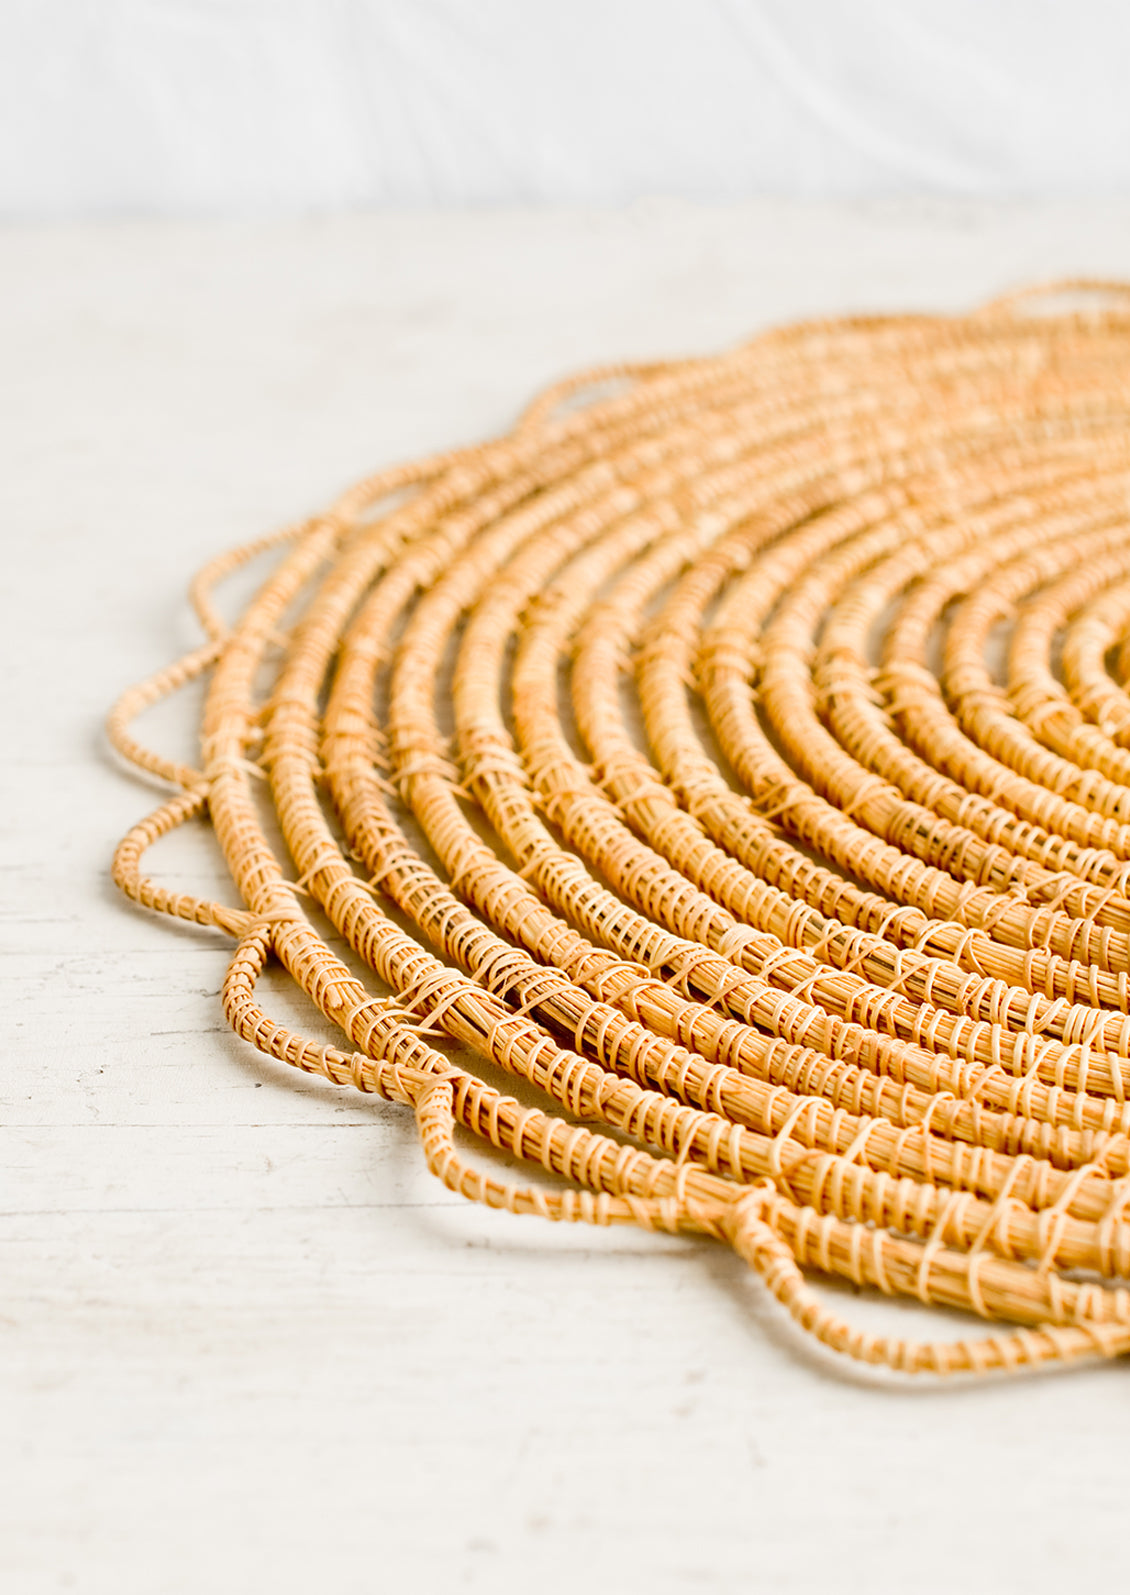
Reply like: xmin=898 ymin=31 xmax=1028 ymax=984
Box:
xmin=110 ymin=279 xmax=1130 ymax=1376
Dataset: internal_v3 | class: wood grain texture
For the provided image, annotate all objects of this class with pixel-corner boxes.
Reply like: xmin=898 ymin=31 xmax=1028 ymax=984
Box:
xmin=5 ymin=201 xmax=1130 ymax=1593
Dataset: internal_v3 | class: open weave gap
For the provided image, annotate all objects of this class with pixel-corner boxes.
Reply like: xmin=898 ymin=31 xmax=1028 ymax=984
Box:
xmin=111 ymin=279 xmax=1130 ymax=1378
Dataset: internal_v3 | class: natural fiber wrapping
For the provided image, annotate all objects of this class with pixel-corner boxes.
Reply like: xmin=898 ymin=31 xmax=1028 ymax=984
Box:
xmin=110 ymin=280 xmax=1130 ymax=1376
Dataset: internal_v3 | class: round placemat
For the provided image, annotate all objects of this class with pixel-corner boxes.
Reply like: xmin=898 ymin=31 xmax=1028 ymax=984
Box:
xmin=111 ymin=280 xmax=1130 ymax=1376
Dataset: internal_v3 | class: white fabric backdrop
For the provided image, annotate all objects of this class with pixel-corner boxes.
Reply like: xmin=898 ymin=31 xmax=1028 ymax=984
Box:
xmin=3 ymin=0 xmax=1129 ymax=216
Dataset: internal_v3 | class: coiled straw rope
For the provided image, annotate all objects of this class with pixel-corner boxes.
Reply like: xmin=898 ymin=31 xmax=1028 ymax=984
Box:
xmin=110 ymin=279 xmax=1130 ymax=1376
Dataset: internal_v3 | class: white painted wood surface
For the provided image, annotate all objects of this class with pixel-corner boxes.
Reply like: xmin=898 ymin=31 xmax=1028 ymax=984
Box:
xmin=6 ymin=201 xmax=1130 ymax=1594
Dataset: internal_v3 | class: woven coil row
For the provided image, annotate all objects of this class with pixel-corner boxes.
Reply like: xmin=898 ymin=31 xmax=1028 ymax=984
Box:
xmin=111 ymin=281 xmax=1130 ymax=1376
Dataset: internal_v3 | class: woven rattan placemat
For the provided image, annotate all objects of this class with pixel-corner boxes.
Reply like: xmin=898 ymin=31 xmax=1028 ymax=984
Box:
xmin=110 ymin=280 xmax=1130 ymax=1376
